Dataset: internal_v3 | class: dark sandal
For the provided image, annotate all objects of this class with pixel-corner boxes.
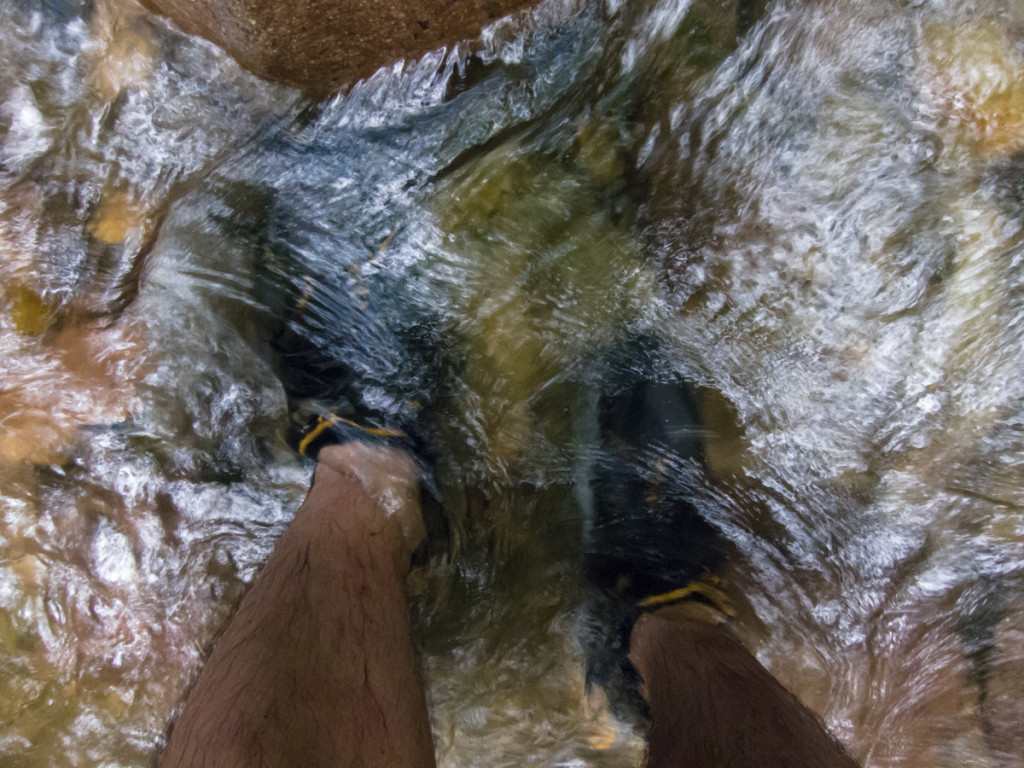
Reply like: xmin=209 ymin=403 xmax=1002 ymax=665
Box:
xmin=580 ymin=368 xmax=733 ymax=719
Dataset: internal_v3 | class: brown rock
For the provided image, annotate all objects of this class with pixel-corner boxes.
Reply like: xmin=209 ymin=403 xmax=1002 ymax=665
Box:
xmin=917 ymin=19 xmax=1024 ymax=160
xmin=139 ymin=0 xmax=540 ymax=94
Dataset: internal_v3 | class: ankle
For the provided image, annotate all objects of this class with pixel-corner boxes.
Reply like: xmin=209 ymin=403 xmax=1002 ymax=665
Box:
xmin=298 ymin=445 xmax=426 ymax=573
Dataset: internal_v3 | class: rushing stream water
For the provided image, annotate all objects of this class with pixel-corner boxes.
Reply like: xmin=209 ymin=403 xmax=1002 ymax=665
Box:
xmin=2 ymin=0 xmax=1024 ymax=765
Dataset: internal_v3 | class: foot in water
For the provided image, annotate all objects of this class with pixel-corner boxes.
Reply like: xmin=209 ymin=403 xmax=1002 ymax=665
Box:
xmin=158 ymin=431 xmax=858 ymax=767
xmin=583 ymin=368 xmax=858 ymax=766
xmin=581 ymin=368 xmax=731 ymax=718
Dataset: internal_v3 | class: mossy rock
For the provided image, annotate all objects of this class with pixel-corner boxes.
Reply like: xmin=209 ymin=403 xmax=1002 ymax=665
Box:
xmin=7 ymin=285 xmax=57 ymax=337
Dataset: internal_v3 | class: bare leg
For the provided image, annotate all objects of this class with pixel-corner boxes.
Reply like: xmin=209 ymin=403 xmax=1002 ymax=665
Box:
xmin=628 ymin=603 xmax=858 ymax=768
xmin=159 ymin=443 xmax=436 ymax=768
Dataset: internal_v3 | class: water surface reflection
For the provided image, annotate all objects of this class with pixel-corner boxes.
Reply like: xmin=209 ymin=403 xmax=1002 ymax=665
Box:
xmin=1 ymin=0 xmax=1023 ymax=766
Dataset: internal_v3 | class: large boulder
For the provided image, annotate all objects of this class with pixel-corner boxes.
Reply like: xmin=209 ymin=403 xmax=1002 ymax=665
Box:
xmin=140 ymin=0 xmax=539 ymax=93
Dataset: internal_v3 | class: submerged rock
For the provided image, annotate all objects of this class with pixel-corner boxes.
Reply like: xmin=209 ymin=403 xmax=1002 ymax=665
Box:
xmin=917 ymin=18 xmax=1024 ymax=160
xmin=427 ymin=143 xmax=660 ymax=473
xmin=139 ymin=0 xmax=540 ymax=93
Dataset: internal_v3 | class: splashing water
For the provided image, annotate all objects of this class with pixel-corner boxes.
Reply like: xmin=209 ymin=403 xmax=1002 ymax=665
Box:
xmin=2 ymin=0 xmax=1023 ymax=766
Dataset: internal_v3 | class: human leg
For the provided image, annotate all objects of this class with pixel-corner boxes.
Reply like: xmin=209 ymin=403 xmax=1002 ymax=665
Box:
xmin=158 ymin=443 xmax=435 ymax=768
xmin=628 ymin=602 xmax=858 ymax=768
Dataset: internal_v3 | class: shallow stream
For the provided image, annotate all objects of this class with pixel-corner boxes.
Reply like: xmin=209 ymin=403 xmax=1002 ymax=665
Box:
xmin=2 ymin=0 xmax=1023 ymax=765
